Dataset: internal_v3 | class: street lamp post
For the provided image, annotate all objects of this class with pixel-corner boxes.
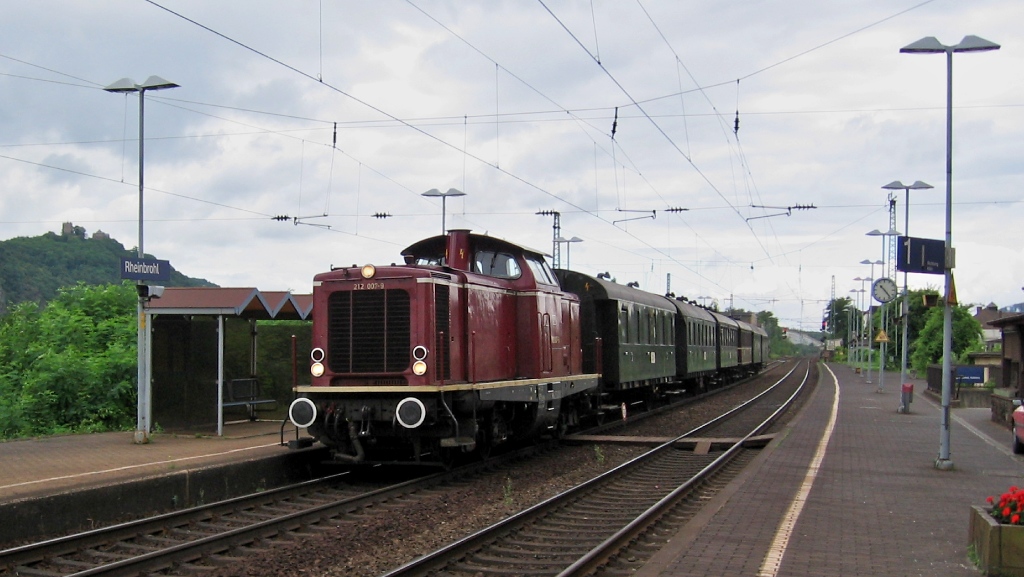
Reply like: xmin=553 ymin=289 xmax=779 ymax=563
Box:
xmin=852 ymin=278 xmax=868 ymax=368
xmin=555 ymin=236 xmax=583 ymax=269
xmin=859 ymin=260 xmax=883 ymax=383
xmin=901 ymin=35 xmax=1000 ymax=470
xmin=882 ymin=180 xmax=934 ymax=394
xmin=867 ymin=229 xmax=901 ymax=393
xmin=848 ymin=288 xmax=861 ymax=368
xmin=104 ymin=76 xmax=179 ymax=444
xmin=422 ymin=188 xmax=466 ymax=234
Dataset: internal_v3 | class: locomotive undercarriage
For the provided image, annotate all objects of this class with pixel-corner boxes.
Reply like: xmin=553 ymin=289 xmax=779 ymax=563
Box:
xmin=302 ymin=381 xmax=598 ymax=465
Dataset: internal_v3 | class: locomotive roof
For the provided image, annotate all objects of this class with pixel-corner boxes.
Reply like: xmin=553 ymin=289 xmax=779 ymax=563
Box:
xmin=555 ymin=269 xmax=675 ymax=310
xmin=401 ymin=231 xmax=548 ymax=260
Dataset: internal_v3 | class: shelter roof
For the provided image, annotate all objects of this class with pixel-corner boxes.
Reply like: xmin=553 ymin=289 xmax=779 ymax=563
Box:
xmin=990 ymin=313 xmax=1024 ymax=329
xmin=147 ymin=287 xmax=312 ymax=320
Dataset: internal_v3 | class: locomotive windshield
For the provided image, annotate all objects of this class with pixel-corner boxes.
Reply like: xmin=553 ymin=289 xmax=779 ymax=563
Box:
xmin=525 ymin=255 xmax=558 ymax=286
xmin=472 ymin=250 xmax=521 ymax=279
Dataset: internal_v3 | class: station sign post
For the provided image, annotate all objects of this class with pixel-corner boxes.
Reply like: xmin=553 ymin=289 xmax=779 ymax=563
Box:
xmin=119 ymin=257 xmax=170 ymax=444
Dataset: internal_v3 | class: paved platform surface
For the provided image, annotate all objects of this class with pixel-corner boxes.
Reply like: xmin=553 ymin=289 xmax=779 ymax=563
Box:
xmin=0 ymin=420 xmax=299 ymax=504
xmin=638 ymin=362 xmax=1022 ymax=577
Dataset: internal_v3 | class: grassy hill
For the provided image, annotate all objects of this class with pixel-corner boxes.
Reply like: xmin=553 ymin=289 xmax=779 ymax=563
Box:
xmin=0 ymin=225 xmax=216 ymax=314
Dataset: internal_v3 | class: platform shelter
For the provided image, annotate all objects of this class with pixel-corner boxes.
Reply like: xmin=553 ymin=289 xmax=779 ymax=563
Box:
xmin=145 ymin=288 xmax=313 ymax=435
xmin=991 ymin=313 xmax=1024 ymax=396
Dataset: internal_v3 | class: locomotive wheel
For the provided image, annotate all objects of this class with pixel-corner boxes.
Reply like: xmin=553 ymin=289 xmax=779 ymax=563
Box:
xmin=475 ymin=424 xmax=493 ymax=460
xmin=439 ymin=446 xmax=457 ymax=470
xmin=553 ymin=405 xmax=576 ymax=439
xmin=554 ymin=413 xmax=569 ymax=439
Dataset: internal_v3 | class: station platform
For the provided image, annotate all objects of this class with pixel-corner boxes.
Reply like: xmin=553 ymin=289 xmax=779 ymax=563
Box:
xmin=637 ymin=362 xmax=1022 ymax=577
xmin=0 ymin=420 xmax=320 ymax=543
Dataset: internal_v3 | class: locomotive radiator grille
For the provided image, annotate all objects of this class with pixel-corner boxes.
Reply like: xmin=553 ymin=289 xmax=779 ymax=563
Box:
xmin=327 ymin=290 xmax=411 ymax=374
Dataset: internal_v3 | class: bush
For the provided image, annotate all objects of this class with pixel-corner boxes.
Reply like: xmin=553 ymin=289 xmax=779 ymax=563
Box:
xmin=0 ymin=282 xmax=137 ymax=438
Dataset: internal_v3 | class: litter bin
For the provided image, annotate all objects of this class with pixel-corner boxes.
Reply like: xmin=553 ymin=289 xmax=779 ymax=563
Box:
xmin=898 ymin=383 xmax=914 ymax=413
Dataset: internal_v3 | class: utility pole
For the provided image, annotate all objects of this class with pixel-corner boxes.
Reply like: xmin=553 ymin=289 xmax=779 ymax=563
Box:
xmin=536 ymin=210 xmax=561 ymax=268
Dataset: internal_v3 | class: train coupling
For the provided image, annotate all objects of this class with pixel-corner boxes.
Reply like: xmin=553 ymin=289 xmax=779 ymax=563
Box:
xmin=357 ymin=405 xmax=373 ymax=437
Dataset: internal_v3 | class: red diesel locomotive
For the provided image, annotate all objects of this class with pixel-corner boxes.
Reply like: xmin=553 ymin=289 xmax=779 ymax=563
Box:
xmin=288 ymin=230 xmax=600 ymax=464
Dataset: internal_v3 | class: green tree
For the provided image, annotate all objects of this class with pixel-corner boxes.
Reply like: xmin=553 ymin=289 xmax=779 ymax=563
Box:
xmin=910 ymin=304 xmax=983 ymax=375
xmin=757 ymin=310 xmax=795 ymax=357
xmin=0 ymin=282 xmax=137 ymax=438
xmin=823 ymin=297 xmax=855 ymax=344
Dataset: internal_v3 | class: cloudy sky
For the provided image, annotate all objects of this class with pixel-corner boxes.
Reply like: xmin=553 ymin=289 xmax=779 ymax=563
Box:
xmin=1 ymin=0 xmax=1021 ymax=330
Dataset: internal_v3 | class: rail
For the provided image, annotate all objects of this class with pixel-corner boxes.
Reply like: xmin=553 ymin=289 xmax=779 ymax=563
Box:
xmin=380 ymin=360 xmax=810 ymax=577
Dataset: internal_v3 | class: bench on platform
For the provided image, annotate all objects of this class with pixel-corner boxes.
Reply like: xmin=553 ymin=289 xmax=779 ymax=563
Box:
xmin=222 ymin=378 xmax=276 ymax=420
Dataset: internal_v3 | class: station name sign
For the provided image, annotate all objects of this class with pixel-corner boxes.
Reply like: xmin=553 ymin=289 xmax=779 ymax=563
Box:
xmin=120 ymin=257 xmax=171 ymax=281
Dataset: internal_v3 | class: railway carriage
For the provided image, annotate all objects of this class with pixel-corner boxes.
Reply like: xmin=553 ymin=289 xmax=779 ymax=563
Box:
xmin=751 ymin=324 xmax=768 ymax=369
xmin=667 ymin=297 xmax=718 ymax=389
xmin=736 ymin=319 xmax=769 ymax=377
xmin=709 ymin=311 xmax=739 ymax=381
xmin=736 ymin=320 xmax=754 ymax=368
xmin=554 ymin=270 xmax=676 ymax=398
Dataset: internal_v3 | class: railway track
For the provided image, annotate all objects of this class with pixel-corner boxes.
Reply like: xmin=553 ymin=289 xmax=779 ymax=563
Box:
xmin=380 ymin=360 xmax=811 ymax=577
xmin=0 ymin=469 xmax=443 ymax=576
xmin=0 ymin=361 xmax=804 ymax=577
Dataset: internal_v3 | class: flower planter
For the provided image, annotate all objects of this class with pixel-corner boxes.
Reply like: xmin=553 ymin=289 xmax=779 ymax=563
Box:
xmin=971 ymin=505 xmax=1024 ymax=576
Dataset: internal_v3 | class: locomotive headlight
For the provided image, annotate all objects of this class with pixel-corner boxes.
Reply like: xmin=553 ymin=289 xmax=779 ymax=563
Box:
xmin=289 ymin=398 xmax=318 ymax=429
xmin=412 ymin=345 xmax=428 ymax=361
xmin=412 ymin=360 xmax=428 ymax=376
xmin=360 ymin=264 xmax=376 ymax=279
xmin=396 ymin=397 xmax=426 ymax=429
xmin=310 ymin=347 xmax=325 ymax=363
xmin=310 ymin=362 xmax=325 ymax=377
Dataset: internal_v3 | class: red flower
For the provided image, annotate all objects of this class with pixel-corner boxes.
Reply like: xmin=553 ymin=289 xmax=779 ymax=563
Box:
xmin=989 ymin=486 xmax=1024 ymax=525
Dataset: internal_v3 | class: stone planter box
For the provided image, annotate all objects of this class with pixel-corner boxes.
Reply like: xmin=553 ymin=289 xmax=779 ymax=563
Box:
xmin=971 ymin=505 xmax=1024 ymax=576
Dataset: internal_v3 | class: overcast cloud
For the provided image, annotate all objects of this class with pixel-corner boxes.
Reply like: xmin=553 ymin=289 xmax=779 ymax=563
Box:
xmin=1 ymin=0 xmax=1021 ymax=329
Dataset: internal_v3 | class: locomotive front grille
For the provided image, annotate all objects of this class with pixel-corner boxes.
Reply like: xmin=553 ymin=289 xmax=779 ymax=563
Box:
xmin=327 ymin=290 xmax=411 ymax=374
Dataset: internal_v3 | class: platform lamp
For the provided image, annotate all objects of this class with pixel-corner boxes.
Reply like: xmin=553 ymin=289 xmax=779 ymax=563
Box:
xmin=849 ymin=288 xmax=864 ymax=367
xmin=422 ymin=188 xmax=465 ymax=234
xmin=852 ymin=277 xmax=869 ymax=374
xmin=555 ymin=236 xmax=583 ymax=269
xmin=882 ymin=180 xmax=934 ymax=397
xmin=859 ymin=260 xmax=883 ymax=384
xmin=867 ymin=229 xmax=901 ymax=394
xmin=104 ymin=76 xmax=180 ymax=444
xmin=901 ymin=35 xmax=1000 ymax=470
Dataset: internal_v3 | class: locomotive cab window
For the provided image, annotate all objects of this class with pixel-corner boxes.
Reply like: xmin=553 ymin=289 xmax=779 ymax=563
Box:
xmin=412 ymin=255 xmax=443 ymax=266
xmin=473 ymin=250 xmax=522 ymax=279
xmin=525 ymin=255 xmax=558 ymax=286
